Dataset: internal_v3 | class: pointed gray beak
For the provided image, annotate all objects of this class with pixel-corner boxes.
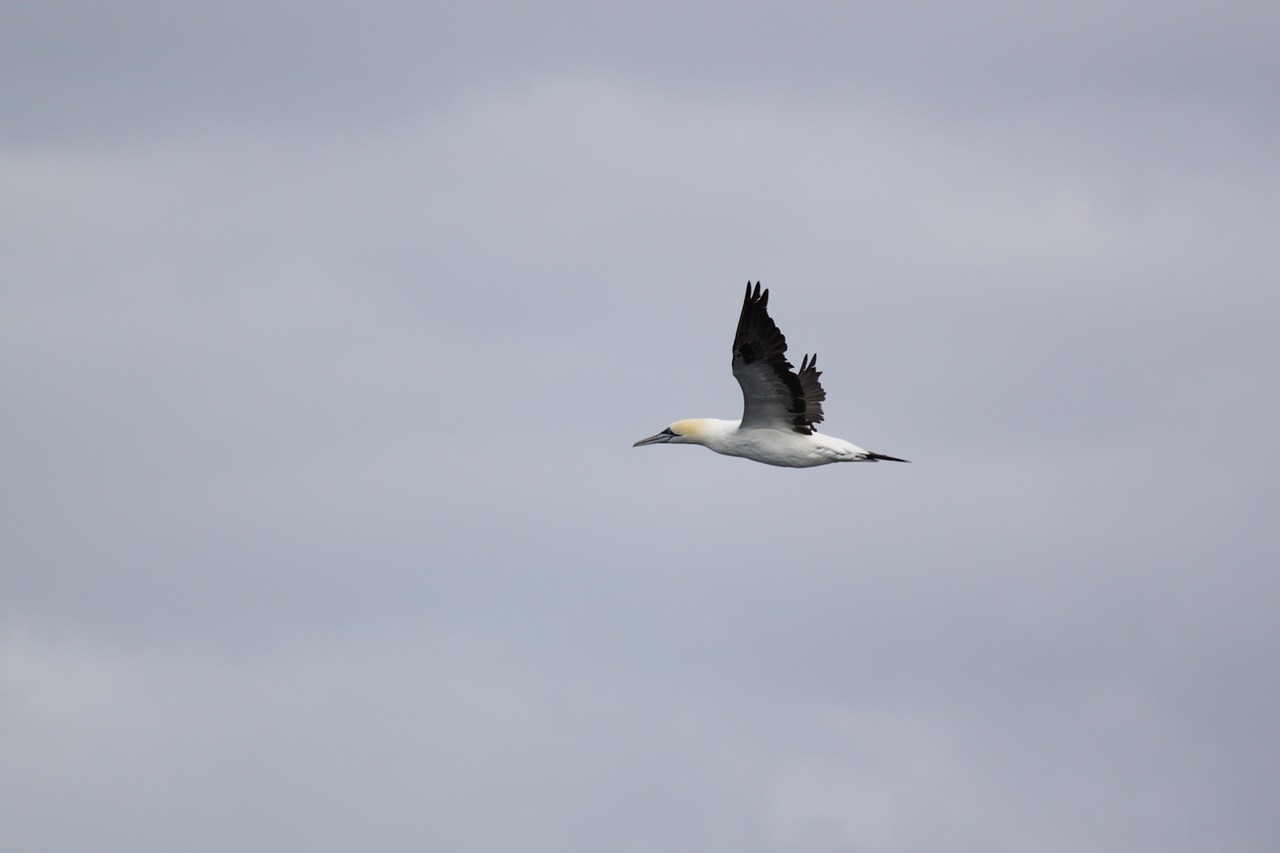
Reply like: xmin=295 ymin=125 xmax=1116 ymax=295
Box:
xmin=633 ymin=429 xmax=674 ymax=447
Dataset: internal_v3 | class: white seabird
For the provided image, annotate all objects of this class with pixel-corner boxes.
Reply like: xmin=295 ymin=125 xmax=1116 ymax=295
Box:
xmin=634 ymin=282 xmax=909 ymax=468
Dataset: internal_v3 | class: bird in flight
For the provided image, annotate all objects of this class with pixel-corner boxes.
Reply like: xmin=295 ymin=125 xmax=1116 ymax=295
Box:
xmin=634 ymin=282 xmax=909 ymax=468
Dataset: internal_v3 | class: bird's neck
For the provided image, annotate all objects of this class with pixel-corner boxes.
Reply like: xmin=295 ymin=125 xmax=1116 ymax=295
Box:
xmin=673 ymin=418 xmax=738 ymax=446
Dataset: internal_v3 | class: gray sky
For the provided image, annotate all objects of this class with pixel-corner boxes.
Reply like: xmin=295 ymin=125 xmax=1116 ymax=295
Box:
xmin=3 ymin=2 xmax=1278 ymax=851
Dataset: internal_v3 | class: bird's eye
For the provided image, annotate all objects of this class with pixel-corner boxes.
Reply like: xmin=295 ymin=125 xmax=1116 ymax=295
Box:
xmin=662 ymin=428 xmax=676 ymax=436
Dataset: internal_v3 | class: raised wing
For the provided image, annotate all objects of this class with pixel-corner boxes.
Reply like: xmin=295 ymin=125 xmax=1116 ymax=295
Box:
xmin=731 ymin=282 xmax=826 ymax=434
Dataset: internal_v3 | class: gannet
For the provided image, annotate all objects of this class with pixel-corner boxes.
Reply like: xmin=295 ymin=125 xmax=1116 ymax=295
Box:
xmin=634 ymin=282 xmax=909 ymax=468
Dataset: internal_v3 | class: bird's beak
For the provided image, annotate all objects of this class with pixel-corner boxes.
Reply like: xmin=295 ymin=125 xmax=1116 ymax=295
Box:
xmin=633 ymin=431 xmax=673 ymax=447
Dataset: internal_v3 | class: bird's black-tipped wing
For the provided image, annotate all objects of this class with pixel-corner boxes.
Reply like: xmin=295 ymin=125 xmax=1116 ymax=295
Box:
xmin=731 ymin=282 xmax=826 ymax=434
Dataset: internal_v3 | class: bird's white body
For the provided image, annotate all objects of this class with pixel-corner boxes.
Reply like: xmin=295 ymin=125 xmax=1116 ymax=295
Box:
xmin=634 ymin=282 xmax=907 ymax=469
xmin=662 ymin=418 xmax=876 ymax=468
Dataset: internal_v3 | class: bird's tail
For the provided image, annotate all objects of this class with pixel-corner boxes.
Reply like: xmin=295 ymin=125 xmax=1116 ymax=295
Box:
xmin=865 ymin=451 xmax=910 ymax=463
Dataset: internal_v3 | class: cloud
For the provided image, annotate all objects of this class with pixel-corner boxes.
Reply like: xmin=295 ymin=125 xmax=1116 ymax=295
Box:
xmin=3 ymin=3 xmax=1279 ymax=851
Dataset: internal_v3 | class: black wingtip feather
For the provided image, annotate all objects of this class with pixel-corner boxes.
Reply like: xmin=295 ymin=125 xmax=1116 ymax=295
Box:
xmin=865 ymin=452 xmax=910 ymax=463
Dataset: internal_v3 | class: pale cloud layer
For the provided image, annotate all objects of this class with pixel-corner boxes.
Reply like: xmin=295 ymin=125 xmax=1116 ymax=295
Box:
xmin=3 ymin=3 xmax=1278 ymax=852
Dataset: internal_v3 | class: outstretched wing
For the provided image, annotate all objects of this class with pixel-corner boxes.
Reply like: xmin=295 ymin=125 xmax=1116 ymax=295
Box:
xmin=731 ymin=282 xmax=826 ymax=434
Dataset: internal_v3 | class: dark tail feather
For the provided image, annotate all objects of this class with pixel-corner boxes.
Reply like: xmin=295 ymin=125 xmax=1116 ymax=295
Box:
xmin=866 ymin=451 xmax=910 ymax=463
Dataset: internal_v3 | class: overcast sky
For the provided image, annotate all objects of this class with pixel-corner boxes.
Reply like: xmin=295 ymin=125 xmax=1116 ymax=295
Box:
xmin=3 ymin=3 xmax=1278 ymax=851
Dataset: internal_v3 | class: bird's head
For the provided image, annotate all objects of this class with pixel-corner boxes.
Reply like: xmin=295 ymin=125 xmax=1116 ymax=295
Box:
xmin=632 ymin=419 xmax=709 ymax=447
